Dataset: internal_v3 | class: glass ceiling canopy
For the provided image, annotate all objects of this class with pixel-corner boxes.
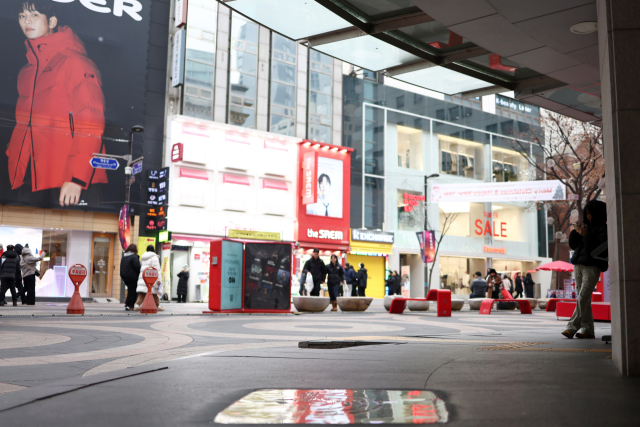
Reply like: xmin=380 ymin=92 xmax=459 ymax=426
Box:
xmin=222 ymin=0 xmax=561 ymax=97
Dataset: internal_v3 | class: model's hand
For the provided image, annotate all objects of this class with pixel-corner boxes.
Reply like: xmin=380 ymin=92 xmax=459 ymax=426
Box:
xmin=59 ymin=182 xmax=82 ymax=206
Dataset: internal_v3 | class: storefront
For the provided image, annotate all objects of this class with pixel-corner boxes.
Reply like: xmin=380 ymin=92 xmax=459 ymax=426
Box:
xmin=347 ymin=228 xmax=394 ymax=298
xmin=295 ymin=141 xmax=353 ymax=291
xmin=164 ymin=116 xmax=300 ymax=301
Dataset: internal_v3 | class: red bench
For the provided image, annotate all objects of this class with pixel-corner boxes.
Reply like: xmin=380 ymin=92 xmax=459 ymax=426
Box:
xmin=388 ymin=289 xmax=451 ymax=317
xmin=479 ymin=289 xmax=532 ymax=315
xmin=545 ymin=298 xmax=576 ymax=312
xmin=556 ymin=301 xmax=611 ymax=321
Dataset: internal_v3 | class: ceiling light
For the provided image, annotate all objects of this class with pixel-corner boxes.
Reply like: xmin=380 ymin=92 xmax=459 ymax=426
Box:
xmin=570 ymin=21 xmax=597 ymax=34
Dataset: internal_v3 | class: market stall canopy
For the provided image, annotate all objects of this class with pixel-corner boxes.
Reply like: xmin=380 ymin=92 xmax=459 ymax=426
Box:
xmin=536 ymin=260 xmax=574 ymax=273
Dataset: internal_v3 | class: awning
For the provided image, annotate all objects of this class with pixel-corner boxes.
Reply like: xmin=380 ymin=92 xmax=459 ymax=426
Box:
xmin=179 ymin=167 xmax=209 ymax=180
xmin=263 ymin=179 xmax=288 ymax=191
xmin=223 ymin=174 xmax=250 ymax=186
xmin=264 ymin=140 xmax=288 ymax=152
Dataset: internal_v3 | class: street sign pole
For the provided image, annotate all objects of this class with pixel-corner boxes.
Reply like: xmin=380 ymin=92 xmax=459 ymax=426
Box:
xmin=125 ymin=126 xmax=145 ymax=207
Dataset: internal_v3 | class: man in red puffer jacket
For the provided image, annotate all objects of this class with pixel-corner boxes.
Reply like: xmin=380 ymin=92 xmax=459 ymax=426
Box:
xmin=7 ymin=1 xmax=107 ymax=206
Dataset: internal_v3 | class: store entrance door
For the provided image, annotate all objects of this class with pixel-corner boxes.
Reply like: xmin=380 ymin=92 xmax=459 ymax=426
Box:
xmin=90 ymin=233 xmax=114 ymax=297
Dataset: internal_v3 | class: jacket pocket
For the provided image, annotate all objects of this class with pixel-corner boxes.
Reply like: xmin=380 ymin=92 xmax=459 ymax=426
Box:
xmin=68 ymin=112 xmax=75 ymax=137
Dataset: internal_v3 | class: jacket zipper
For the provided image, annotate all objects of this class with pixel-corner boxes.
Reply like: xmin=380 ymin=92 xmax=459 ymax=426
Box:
xmin=26 ymin=41 xmax=40 ymax=190
xmin=69 ymin=112 xmax=75 ymax=137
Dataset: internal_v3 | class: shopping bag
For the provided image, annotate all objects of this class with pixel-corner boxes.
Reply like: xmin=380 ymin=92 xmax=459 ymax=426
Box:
xmin=342 ymin=282 xmax=350 ymax=296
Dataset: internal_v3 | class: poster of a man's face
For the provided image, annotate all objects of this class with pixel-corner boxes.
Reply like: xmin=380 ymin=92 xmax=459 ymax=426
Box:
xmin=306 ymin=157 xmax=343 ymax=218
xmin=0 ymin=0 xmax=151 ymax=212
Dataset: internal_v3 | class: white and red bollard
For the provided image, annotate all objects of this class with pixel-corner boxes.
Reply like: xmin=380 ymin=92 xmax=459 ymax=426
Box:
xmin=67 ymin=264 xmax=87 ymax=315
xmin=140 ymin=267 xmax=159 ymax=314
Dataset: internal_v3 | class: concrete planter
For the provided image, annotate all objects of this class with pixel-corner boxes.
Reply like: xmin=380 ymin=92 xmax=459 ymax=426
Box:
xmin=522 ymin=298 xmax=538 ymax=310
xmin=383 ymin=295 xmax=400 ymax=311
xmin=407 ymin=300 xmax=430 ymax=311
xmin=538 ymin=299 xmax=549 ymax=310
xmin=468 ymin=298 xmax=485 ymax=311
xmin=337 ymin=297 xmax=373 ymax=312
xmin=451 ymin=300 xmax=464 ymax=311
xmin=292 ymin=296 xmax=330 ymax=312
xmin=496 ymin=301 xmax=518 ymax=310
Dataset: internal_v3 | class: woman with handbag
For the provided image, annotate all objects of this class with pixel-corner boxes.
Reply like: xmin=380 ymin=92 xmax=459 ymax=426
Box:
xmin=20 ymin=245 xmax=45 ymax=305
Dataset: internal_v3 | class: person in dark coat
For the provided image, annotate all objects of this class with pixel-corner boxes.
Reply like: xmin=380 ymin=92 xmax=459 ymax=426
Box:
xmin=13 ymin=244 xmax=27 ymax=304
xmin=386 ymin=271 xmax=401 ymax=295
xmin=513 ymin=272 xmax=524 ymax=298
xmin=355 ymin=263 xmax=368 ymax=297
xmin=523 ymin=273 xmax=535 ymax=298
xmin=20 ymin=245 xmax=45 ymax=305
xmin=119 ymin=244 xmax=141 ymax=311
xmin=177 ymin=265 xmax=190 ymax=303
xmin=345 ymin=263 xmax=357 ymax=296
xmin=562 ymin=200 xmax=608 ymax=339
xmin=0 ymin=246 xmax=20 ymax=306
xmin=326 ymin=255 xmax=345 ymax=311
xmin=302 ymin=248 xmax=326 ymax=296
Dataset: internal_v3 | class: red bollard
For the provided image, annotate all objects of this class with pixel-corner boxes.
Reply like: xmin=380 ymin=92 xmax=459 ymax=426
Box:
xmin=140 ymin=267 xmax=159 ymax=314
xmin=67 ymin=264 xmax=88 ymax=315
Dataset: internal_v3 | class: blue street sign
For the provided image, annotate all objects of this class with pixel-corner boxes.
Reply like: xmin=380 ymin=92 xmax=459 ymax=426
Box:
xmin=90 ymin=157 xmax=119 ymax=170
xmin=132 ymin=160 xmax=143 ymax=175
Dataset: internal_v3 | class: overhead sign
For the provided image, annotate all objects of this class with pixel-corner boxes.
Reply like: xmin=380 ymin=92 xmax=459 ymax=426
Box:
xmin=171 ymin=143 xmax=184 ymax=162
xmin=431 ymin=180 xmax=566 ymax=203
xmin=301 ymin=151 xmax=317 ymax=205
xmin=175 ymin=0 xmax=188 ymax=28
xmin=132 ymin=161 xmax=143 ymax=175
xmin=90 ymin=157 xmax=119 ymax=170
xmin=172 ymin=28 xmax=186 ymax=87
xmin=228 ymin=229 xmax=281 ymax=241
xmin=484 ymin=246 xmax=507 ymax=254
xmin=351 ymin=229 xmax=394 ymax=244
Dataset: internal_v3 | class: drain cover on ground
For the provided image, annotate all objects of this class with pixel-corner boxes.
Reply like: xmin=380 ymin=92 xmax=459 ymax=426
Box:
xmin=214 ymin=389 xmax=448 ymax=424
xmin=299 ymin=341 xmax=394 ymax=349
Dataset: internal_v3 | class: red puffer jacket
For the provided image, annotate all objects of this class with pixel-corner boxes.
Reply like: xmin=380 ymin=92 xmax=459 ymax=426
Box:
xmin=7 ymin=26 xmax=107 ymax=192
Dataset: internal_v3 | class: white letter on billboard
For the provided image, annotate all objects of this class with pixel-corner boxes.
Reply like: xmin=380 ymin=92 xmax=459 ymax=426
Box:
xmin=79 ymin=0 xmax=111 ymax=13
xmin=114 ymin=0 xmax=143 ymax=21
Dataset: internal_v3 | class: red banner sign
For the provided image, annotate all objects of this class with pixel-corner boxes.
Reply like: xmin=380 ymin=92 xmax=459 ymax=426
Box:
xmin=301 ymin=151 xmax=317 ymax=205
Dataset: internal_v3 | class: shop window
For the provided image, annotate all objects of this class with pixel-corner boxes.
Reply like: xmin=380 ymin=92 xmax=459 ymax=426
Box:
xmin=270 ymin=33 xmax=297 ymax=136
xmin=364 ymin=176 xmax=384 ymax=229
xmin=491 ymin=203 xmax=526 ymax=242
xmin=438 ymin=202 xmax=484 ymax=237
xmin=365 ymin=105 xmax=384 ymax=176
xmin=491 ymin=145 xmax=529 ymax=182
xmin=398 ymin=190 xmax=424 ymax=231
xmin=229 ymin=14 xmax=258 ymax=128
xmin=222 ymin=173 xmax=251 ymax=212
xmin=439 ymin=256 xmax=486 ymax=296
xmin=439 ymin=134 xmax=483 ymax=179
xmin=396 ymin=125 xmax=423 ymax=171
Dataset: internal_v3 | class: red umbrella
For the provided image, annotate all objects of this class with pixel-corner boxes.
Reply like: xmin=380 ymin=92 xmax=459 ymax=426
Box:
xmin=536 ymin=260 xmax=574 ymax=273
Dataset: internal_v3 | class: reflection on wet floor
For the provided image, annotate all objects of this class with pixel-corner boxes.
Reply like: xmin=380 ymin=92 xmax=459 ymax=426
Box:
xmin=214 ymin=389 xmax=448 ymax=424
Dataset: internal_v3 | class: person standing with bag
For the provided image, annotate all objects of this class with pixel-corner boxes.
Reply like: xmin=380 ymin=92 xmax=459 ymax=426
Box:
xmin=326 ymin=255 xmax=345 ymax=311
xmin=20 ymin=245 xmax=45 ymax=305
xmin=119 ymin=244 xmax=140 ymax=311
xmin=514 ymin=272 xmax=524 ymax=299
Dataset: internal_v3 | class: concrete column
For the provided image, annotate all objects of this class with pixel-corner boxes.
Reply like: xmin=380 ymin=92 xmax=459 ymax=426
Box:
xmin=213 ymin=6 xmax=230 ymax=123
xmin=409 ymin=254 xmax=425 ymax=298
xmin=597 ymin=0 xmax=640 ymax=376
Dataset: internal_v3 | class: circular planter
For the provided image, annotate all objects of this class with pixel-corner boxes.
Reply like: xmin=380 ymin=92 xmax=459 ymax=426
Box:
xmin=292 ymin=296 xmax=330 ymax=312
xmin=468 ymin=298 xmax=486 ymax=311
xmin=522 ymin=298 xmax=538 ymax=310
xmin=538 ymin=299 xmax=549 ymax=310
xmin=383 ymin=295 xmax=400 ymax=311
xmin=497 ymin=301 xmax=518 ymax=310
xmin=407 ymin=300 xmax=430 ymax=311
xmin=337 ymin=297 xmax=373 ymax=312
xmin=451 ymin=300 xmax=464 ymax=311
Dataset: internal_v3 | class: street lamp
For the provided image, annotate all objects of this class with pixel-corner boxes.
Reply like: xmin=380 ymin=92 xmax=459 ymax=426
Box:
xmin=125 ymin=125 xmax=145 ymax=207
xmin=424 ymin=173 xmax=439 ymax=230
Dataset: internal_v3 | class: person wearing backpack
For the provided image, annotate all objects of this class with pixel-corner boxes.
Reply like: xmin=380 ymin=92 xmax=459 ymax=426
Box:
xmin=119 ymin=244 xmax=141 ymax=311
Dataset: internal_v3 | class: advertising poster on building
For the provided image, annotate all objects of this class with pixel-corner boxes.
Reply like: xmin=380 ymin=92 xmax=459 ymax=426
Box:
xmin=306 ymin=157 xmax=343 ymax=218
xmin=0 ymin=1 xmax=151 ymax=212
xmin=416 ymin=230 xmax=436 ymax=263
xmin=430 ymin=180 xmax=566 ymax=203
xmin=244 ymin=243 xmax=291 ymax=310
xmin=221 ymin=240 xmax=242 ymax=310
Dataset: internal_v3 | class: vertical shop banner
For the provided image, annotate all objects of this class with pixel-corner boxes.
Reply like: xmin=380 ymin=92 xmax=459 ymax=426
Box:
xmin=174 ymin=0 xmax=188 ymax=28
xmin=301 ymin=151 xmax=317 ymax=205
xmin=172 ymin=28 xmax=186 ymax=87
xmin=118 ymin=205 xmax=130 ymax=250
xmin=0 ymin=1 xmax=152 ymax=212
xmin=161 ymin=255 xmax=171 ymax=296
xmin=244 ymin=243 xmax=291 ymax=310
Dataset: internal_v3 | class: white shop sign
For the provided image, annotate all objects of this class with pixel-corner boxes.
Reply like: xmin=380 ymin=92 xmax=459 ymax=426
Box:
xmin=431 ymin=180 xmax=566 ymax=203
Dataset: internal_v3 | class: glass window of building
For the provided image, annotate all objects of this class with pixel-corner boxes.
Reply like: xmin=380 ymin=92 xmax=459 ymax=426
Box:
xmin=270 ymin=33 xmax=297 ymax=136
xmin=308 ymin=50 xmax=333 ymax=143
xmin=365 ymin=106 xmax=384 ymax=176
xmin=491 ymin=144 xmax=530 ymax=182
xmin=387 ymin=111 xmax=426 ymax=171
xmin=439 ymin=202 xmax=485 ymax=237
xmin=492 ymin=203 xmax=527 ymax=241
xmin=229 ymin=14 xmax=258 ymax=128
xmin=365 ymin=176 xmax=384 ymax=229
xmin=439 ymin=256 xmax=486 ymax=295
xmin=439 ymin=134 xmax=484 ymax=179
xmin=183 ymin=0 xmax=217 ymax=120
xmin=398 ymin=190 xmax=424 ymax=231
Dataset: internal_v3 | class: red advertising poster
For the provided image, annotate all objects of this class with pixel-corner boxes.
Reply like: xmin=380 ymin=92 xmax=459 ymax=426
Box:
xmin=118 ymin=205 xmax=130 ymax=250
xmin=416 ymin=231 xmax=436 ymax=263
xmin=301 ymin=151 xmax=317 ymax=205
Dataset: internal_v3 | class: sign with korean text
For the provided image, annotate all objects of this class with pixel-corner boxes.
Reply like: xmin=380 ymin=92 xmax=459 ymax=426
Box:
xmin=175 ymin=0 xmax=187 ymax=28
xmin=431 ymin=180 xmax=566 ymax=203
xmin=172 ymin=29 xmax=186 ymax=87
xmin=301 ymin=151 xmax=317 ymax=205
xmin=68 ymin=264 xmax=88 ymax=285
xmin=228 ymin=229 xmax=282 ymax=241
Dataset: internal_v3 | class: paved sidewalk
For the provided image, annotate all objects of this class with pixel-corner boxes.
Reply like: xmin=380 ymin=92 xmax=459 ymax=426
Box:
xmin=0 ymin=300 xmax=637 ymax=426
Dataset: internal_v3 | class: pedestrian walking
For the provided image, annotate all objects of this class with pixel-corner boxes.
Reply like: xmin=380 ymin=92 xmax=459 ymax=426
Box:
xmin=487 ymin=269 xmax=502 ymax=299
xmin=20 ymin=244 xmax=45 ymax=305
xmin=355 ymin=263 xmax=368 ymax=297
xmin=177 ymin=265 xmax=189 ymax=303
xmin=524 ymin=273 xmax=535 ymax=298
xmin=562 ymin=200 xmax=608 ymax=339
xmin=13 ymin=244 xmax=27 ymax=304
xmin=119 ymin=244 xmax=140 ymax=311
xmin=502 ymin=274 xmax=513 ymax=296
xmin=386 ymin=271 xmax=401 ymax=295
xmin=345 ymin=263 xmax=357 ymax=296
xmin=513 ymin=272 xmax=524 ymax=298
xmin=469 ymin=272 xmax=488 ymax=298
xmin=302 ymin=248 xmax=327 ymax=296
xmin=0 ymin=245 xmax=20 ymax=306
xmin=134 ymin=245 xmax=164 ymax=311
xmin=326 ymin=255 xmax=345 ymax=311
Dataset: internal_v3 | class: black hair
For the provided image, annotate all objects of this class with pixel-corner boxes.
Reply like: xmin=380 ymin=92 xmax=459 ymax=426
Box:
xmin=475 ymin=271 xmax=482 ymax=277
xmin=489 ymin=268 xmax=497 ymax=274
xmin=584 ymin=200 xmax=607 ymax=229
xmin=14 ymin=0 xmax=57 ymax=18
xmin=359 ymin=263 xmax=365 ymax=268
xmin=318 ymin=173 xmax=331 ymax=186
xmin=146 ymin=245 xmax=155 ymax=252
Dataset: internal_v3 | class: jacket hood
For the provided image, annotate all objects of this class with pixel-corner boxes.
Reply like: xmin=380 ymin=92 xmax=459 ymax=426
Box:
xmin=360 ymin=268 xmax=367 ymax=273
xmin=584 ymin=200 xmax=607 ymax=228
xmin=123 ymin=251 xmax=136 ymax=257
xmin=141 ymin=251 xmax=158 ymax=261
xmin=21 ymin=247 xmax=32 ymax=257
xmin=25 ymin=26 xmax=87 ymax=65
xmin=4 ymin=251 xmax=18 ymax=259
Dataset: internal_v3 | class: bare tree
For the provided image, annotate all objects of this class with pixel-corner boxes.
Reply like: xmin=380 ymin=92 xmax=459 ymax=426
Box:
xmin=513 ymin=111 xmax=604 ymax=289
xmin=427 ymin=209 xmax=460 ymax=289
